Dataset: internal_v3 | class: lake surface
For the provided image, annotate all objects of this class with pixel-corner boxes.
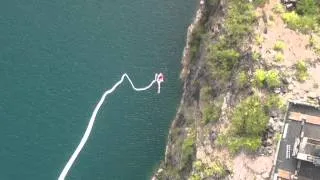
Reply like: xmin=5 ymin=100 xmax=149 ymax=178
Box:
xmin=0 ymin=0 xmax=196 ymax=179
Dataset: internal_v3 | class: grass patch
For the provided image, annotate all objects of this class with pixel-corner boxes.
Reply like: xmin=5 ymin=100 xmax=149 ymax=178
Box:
xmin=237 ymin=71 xmax=249 ymax=88
xmin=295 ymin=60 xmax=308 ymax=82
xmin=273 ymin=40 xmax=285 ymax=51
xmin=266 ymin=69 xmax=281 ymax=88
xmin=190 ymin=160 xmax=228 ymax=179
xmin=255 ymin=34 xmax=264 ymax=46
xmin=282 ymin=12 xmax=318 ymax=33
xmin=203 ymin=103 xmax=222 ymax=124
xmin=181 ymin=133 xmax=196 ymax=170
xmin=217 ymin=95 xmax=268 ymax=154
xmin=190 ymin=26 xmax=205 ymax=61
xmin=208 ymin=0 xmax=257 ymax=80
xmin=264 ymin=94 xmax=286 ymax=113
xmin=272 ymin=3 xmax=285 ymax=14
xmin=254 ymin=69 xmax=281 ymax=88
xmin=275 ymin=52 xmax=284 ymax=62
xmin=252 ymin=51 xmax=262 ymax=61
xmin=218 ymin=135 xmax=262 ymax=154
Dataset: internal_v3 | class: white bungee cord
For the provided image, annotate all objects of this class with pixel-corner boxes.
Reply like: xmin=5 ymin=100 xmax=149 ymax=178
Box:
xmin=58 ymin=73 xmax=164 ymax=180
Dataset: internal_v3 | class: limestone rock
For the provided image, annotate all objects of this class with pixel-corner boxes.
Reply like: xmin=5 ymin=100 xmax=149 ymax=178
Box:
xmin=262 ymin=171 xmax=270 ymax=179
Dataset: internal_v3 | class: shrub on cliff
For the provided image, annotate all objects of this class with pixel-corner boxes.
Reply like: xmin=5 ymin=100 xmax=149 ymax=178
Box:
xmin=295 ymin=60 xmax=308 ymax=82
xmin=181 ymin=134 xmax=195 ymax=170
xmin=218 ymin=135 xmax=262 ymax=154
xmin=282 ymin=12 xmax=317 ymax=33
xmin=231 ymin=95 xmax=268 ymax=136
xmin=265 ymin=70 xmax=281 ymax=88
xmin=237 ymin=71 xmax=249 ymax=88
xmin=296 ymin=0 xmax=318 ymax=16
xmin=203 ymin=103 xmax=222 ymax=124
xmin=254 ymin=69 xmax=281 ymax=88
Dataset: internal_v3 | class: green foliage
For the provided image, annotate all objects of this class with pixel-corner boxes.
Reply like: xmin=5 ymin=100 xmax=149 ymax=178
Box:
xmin=231 ymin=95 xmax=269 ymax=136
xmin=200 ymin=86 xmax=212 ymax=102
xmin=252 ymin=51 xmax=262 ymax=61
xmin=189 ymin=174 xmax=201 ymax=180
xmin=190 ymin=26 xmax=205 ymax=61
xmin=296 ymin=0 xmax=318 ymax=16
xmin=273 ymin=40 xmax=285 ymax=51
xmin=252 ymin=0 xmax=267 ymax=7
xmin=272 ymin=3 xmax=285 ymax=14
xmin=265 ymin=70 xmax=281 ymax=88
xmin=208 ymin=46 xmax=240 ymax=79
xmin=181 ymin=134 xmax=195 ymax=169
xmin=191 ymin=160 xmax=228 ymax=179
xmin=254 ymin=69 xmax=281 ymax=88
xmin=237 ymin=71 xmax=249 ymax=88
xmin=295 ymin=60 xmax=308 ymax=81
xmin=254 ymin=69 xmax=267 ymax=87
xmin=203 ymin=103 xmax=222 ymax=124
xmin=204 ymin=161 xmax=227 ymax=177
xmin=255 ymin=35 xmax=264 ymax=46
xmin=226 ymin=1 xmax=256 ymax=45
xmin=275 ymin=52 xmax=284 ymax=62
xmin=275 ymin=132 xmax=282 ymax=144
xmin=282 ymin=12 xmax=318 ymax=33
xmin=265 ymin=94 xmax=285 ymax=110
xmin=217 ymin=135 xmax=262 ymax=154
xmin=208 ymin=0 xmax=257 ymax=80
xmin=309 ymin=35 xmax=320 ymax=54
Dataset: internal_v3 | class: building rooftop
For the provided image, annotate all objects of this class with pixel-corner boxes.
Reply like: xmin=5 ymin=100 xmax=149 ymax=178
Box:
xmin=274 ymin=102 xmax=320 ymax=180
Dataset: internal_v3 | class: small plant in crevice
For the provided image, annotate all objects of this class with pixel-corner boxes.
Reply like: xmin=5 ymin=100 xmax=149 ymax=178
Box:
xmin=275 ymin=52 xmax=285 ymax=62
xmin=295 ymin=60 xmax=308 ymax=82
xmin=273 ymin=40 xmax=285 ymax=52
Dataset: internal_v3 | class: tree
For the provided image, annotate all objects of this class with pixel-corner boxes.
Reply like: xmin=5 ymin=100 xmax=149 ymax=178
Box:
xmin=231 ymin=95 xmax=268 ymax=136
xmin=296 ymin=0 xmax=318 ymax=16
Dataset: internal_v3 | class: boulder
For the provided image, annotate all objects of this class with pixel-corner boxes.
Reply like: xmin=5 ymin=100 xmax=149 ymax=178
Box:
xmin=266 ymin=139 xmax=273 ymax=146
xmin=308 ymin=92 xmax=317 ymax=99
xmin=288 ymin=84 xmax=294 ymax=91
xmin=262 ymin=172 xmax=270 ymax=179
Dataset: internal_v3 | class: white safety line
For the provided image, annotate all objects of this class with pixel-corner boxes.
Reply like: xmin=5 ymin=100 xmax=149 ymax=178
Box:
xmin=58 ymin=73 xmax=163 ymax=180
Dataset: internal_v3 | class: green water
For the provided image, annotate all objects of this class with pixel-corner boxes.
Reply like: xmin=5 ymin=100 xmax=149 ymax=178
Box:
xmin=0 ymin=0 xmax=196 ymax=179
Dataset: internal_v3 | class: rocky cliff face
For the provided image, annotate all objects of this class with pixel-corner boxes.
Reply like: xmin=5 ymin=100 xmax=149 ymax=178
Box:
xmin=153 ymin=0 xmax=229 ymax=179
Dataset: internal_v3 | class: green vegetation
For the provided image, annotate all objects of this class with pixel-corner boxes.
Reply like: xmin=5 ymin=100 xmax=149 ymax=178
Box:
xmin=200 ymin=86 xmax=212 ymax=102
xmin=295 ymin=60 xmax=308 ymax=82
xmin=217 ymin=95 xmax=268 ymax=154
xmin=208 ymin=0 xmax=257 ymax=80
xmin=231 ymin=95 xmax=269 ymax=136
xmin=203 ymin=103 xmax=222 ymax=124
xmin=277 ymin=0 xmax=320 ymax=33
xmin=282 ymin=12 xmax=318 ymax=33
xmin=296 ymin=0 xmax=318 ymax=16
xmin=255 ymin=34 xmax=264 ymax=46
xmin=254 ymin=69 xmax=281 ymax=88
xmin=182 ymin=133 xmax=196 ymax=170
xmin=190 ymin=160 xmax=228 ymax=179
xmin=275 ymin=132 xmax=282 ymax=144
xmin=275 ymin=52 xmax=284 ymax=62
xmin=309 ymin=35 xmax=320 ymax=54
xmin=190 ymin=26 xmax=205 ymax=61
xmin=218 ymin=135 xmax=262 ymax=154
xmin=237 ymin=71 xmax=249 ymax=88
xmin=273 ymin=40 xmax=285 ymax=51
xmin=272 ymin=3 xmax=285 ymax=14
xmin=265 ymin=70 xmax=281 ymax=88
xmin=265 ymin=94 xmax=286 ymax=113
xmin=252 ymin=51 xmax=262 ymax=61
xmin=252 ymin=0 xmax=267 ymax=7
xmin=254 ymin=69 xmax=267 ymax=87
